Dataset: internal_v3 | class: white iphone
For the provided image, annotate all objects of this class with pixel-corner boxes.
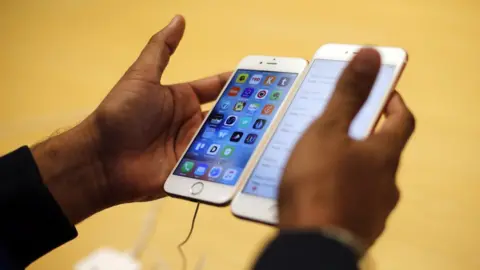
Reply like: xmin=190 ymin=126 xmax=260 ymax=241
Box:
xmin=164 ymin=56 xmax=307 ymax=205
xmin=231 ymin=44 xmax=408 ymax=223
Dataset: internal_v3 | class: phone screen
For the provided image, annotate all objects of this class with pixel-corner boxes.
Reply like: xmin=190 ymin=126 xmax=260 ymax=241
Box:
xmin=242 ymin=59 xmax=396 ymax=199
xmin=173 ymin=69 xmax=299 ymax=186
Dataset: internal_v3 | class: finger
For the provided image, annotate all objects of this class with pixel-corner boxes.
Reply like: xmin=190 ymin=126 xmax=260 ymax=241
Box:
xmin=320 ymin=48 xmax=381 ymax=133
xmin=373 ymin=92 xmax=415 ymax=154
xmin=185 ymin=72 xmax=232 ymax=104
xmin=202 ymin=110 xmax=209 ymax=119
xmin=127 ymin=15 xmax=186 ymax=83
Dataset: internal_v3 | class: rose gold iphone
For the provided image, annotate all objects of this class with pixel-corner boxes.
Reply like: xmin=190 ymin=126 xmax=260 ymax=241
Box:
xmin=164 ymin=56 xmax=307 ymax=205
xmin=232 ymin=44 xmax=408 ymax=224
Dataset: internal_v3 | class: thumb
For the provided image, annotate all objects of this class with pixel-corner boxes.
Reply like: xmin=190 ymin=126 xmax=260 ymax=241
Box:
xmin=319 ymin=48 xmax=381 ymax=133
xmin=127 ymin=15 xmax=186 ymax=83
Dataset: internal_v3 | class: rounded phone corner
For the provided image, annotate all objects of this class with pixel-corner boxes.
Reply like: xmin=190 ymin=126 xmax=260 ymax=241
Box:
xmin=300 ymin=58 xmax=309 ymax=68
xmin=314 ymin=43 xmax=334 ymax=54
xmin=399 ymin=48 xmax=408 ymax=62
xmin=213 ymin=197 xmax=234 ymax=206
xmin=238 ymin=55 xmax=263 ymax=64
xmin=163 ymin=177 xmax=176 ymax=193
xmin=230 ymin=199 xmax=241 ymax=215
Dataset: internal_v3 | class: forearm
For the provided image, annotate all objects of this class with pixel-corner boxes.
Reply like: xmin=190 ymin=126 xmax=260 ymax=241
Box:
xmin=32 ymin=118 xmax=107 ymax=224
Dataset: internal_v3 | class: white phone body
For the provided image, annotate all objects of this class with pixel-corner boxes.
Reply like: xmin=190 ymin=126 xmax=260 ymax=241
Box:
xmin=231 ymin=44 xmax=408 ymax=224
xmin=164 ymin=56 xmax=307 ymax=205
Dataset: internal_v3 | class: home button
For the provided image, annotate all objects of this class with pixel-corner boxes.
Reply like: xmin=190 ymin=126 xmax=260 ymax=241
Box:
xmin=190 ymin=182 xmax=204 ymax=195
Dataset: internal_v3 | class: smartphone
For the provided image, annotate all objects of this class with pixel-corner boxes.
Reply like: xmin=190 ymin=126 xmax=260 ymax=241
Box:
xmin=164 ymin=56 xmax=307 ymax=205
xmin=231 ymin=44 xmax=408 ymax=223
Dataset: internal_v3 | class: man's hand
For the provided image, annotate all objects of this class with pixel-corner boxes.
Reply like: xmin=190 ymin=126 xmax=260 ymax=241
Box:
xmin=33 ymin=15 xmax=230 ymax=223
xmin=278 ymin=48 xmax=415 ymax=248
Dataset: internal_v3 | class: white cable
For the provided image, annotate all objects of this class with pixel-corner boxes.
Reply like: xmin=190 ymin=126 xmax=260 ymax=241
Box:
xmin=150 ymin=251 xmax=170 ymax=270
xmin=127 ymin=201 xmax=162 ymax=259
xmin=126 ymin=201 xmax=204 ymax=270
xmin=193 ymin=254 xmax=206 ymax=270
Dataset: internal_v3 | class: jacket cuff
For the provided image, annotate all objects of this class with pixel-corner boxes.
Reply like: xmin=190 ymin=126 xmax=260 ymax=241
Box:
xmin=254 ymin=230 xmax=358 ymax=270
xmin=0 ymin=146 xmax=78 ymax=268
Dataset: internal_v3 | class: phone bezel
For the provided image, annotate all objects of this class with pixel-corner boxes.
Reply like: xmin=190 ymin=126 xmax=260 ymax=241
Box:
xmin=231 ymin=44 xmax=408 ymax=223
xmin=164 ymin=55 xmax=308 ymax=205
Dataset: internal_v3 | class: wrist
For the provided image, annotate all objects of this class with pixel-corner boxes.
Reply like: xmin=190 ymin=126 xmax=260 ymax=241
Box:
xmin=32 ymin=117 xmax=108 ymax=224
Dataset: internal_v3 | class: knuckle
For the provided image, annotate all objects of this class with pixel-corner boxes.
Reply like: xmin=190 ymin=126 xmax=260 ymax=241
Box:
xmin=393 ymin=187 xmax=401 ymax=204
xmin=125 ymin=66 xmax=150 ymax=82
xmin=149 ymin=30 xmax=166 ymax=45
xmin=404 ymin=109 xmax=416 ymax=132
xmin=388 ymin=186 xmax=401 ymax=210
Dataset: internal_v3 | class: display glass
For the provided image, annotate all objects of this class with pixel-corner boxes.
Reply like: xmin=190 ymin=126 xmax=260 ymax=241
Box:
xmin=173 ymin=69 xmax=298 ymax=185
xmin=242 ymin=59 xmax=395 ymax=198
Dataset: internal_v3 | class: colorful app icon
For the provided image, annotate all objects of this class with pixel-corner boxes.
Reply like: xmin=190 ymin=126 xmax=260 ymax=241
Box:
xmin=239 ymin=117 xmax=252 ymax=128
xmin=277 ymin=77 xmax=290 ymax=87
xmin=253 ymin=119 xmax=267 ymax=129
xmin=261 ymin=104 xmax=275 ymax=115
xmin=210 ymin=113 xmax=224 ymax=124
xmin=208 ymin=166 xmax=223 ymax=178
xmin=255 ymin=89 xmax=268 ymax=99
xmin=270 ymin=91 xmax=281 ymax=100
xmin=193 ymin=142 xmax=206 ymax=152
xmin=181 ymin=161 xmax=195 ymax=173
xmin=202 ymin=127 xmax=216 ymax=138
xmin=194 ymin=164 xmax=208 ymax=176
xmin=230 ymin=131 xmax=243 ymax=142
xmin=241 ymin=87 xmax=255 ymax=98
xmin=247 ymin=103 xmax=261 ymax=114
xmin=220 ymin=100 xmax=231 ymax=110
xmin=222 ymin=168 xmax=238 ymax=181
xmin=233 ymin=101 xmax=246 ymax=112
xmin=217 ymin=129 xmax=230 ymax=140
xmin=206 ymin=144 xmax=221 ymax=155
xmin=236 ymin=73 xmax=249 ymax=83
xmin=249 ymin=74 xmax=263 ymax=85
xmin=224 ymin=115 xmax=238 ymax=126
xmin=228 ymin=87 xmax=240 ymax=96
xmin=221 ymin=145 xmax=235 ymax=157
xmin=244 ymin=133 xmax=258 ymax=144
xmin=263 ymin=76 xmax=276 ymax=85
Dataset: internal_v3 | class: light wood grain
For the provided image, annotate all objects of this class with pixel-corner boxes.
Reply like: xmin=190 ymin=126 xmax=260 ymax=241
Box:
xmin=1 ymin=0 xmax=479 ymax=269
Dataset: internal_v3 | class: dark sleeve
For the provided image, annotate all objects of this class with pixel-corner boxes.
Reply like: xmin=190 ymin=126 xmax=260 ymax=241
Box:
xmin=0 ymin=147 xmax=78 ymax=269
xmin=254 ymin=231 xmax=358 ymax=270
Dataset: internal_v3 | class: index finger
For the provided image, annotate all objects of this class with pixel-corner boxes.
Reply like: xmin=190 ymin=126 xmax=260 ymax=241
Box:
xmin=175 ymin=71 xmax=232 ymax=104
xmin=373 ymin=92 xmax=415 ymax=153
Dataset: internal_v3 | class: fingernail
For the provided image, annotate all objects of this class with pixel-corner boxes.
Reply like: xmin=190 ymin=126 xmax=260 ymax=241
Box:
xmin=352 ymin=48 xmax=380 ymax=74
xmin=167 ymin=16 xmax=177 ymax=26
xmin=167 ymin=15 xmax=181 ymax=27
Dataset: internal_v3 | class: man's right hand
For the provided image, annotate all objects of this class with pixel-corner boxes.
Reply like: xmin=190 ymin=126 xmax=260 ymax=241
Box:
xmin=278 ymin=48 xmax=415 ymax=249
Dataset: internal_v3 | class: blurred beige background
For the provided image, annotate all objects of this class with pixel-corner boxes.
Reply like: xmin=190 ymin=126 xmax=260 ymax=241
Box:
xmin=1 ymin=0 xmax=480 ymax=269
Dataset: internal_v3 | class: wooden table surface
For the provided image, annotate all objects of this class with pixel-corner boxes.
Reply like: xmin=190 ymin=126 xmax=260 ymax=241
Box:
xmin=1 ymin=0 xmax=479 ymax=269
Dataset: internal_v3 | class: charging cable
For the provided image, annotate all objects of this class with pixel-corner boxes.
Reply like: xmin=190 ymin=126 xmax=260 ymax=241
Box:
xmin=127 ymin=201 xmax=162 ymax=259
xmin=177 ymin=202 xmax=201 ymax=270
xmin=75 ymin=201 xmax=164 ymax=270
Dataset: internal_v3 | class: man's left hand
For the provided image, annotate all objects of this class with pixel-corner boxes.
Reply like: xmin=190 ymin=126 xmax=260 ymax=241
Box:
xmin=33 ymin=15 xmax=230 ymax=223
